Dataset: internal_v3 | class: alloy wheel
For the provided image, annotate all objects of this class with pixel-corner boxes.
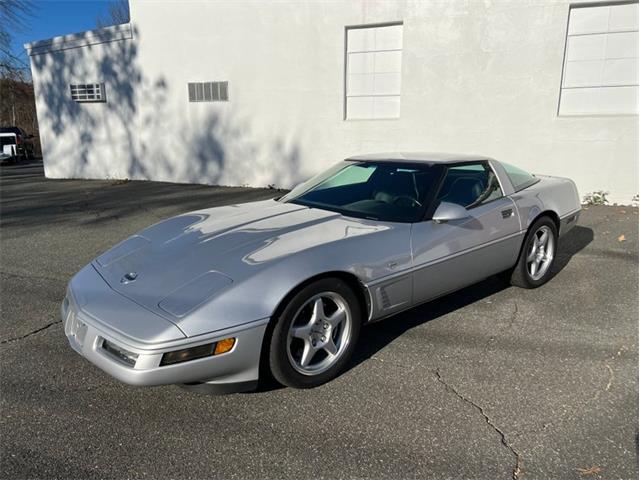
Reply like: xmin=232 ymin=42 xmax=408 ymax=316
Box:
xmin=526 ymin=225 xmax=555 ymax=281
xmin=286 ymin=292 xmax=353 ymax=376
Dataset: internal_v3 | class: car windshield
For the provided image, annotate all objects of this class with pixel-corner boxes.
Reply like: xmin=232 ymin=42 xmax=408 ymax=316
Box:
xmin=279 ymin=161 xmax=442 ymax=222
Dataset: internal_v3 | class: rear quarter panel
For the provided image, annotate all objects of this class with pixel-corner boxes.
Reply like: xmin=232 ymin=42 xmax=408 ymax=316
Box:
xmin=511 ymin=175 xmax=581 ymax=236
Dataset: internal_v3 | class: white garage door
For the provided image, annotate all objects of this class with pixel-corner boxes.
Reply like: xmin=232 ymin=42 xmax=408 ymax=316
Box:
xmin=345 ymin=23 xmax=403 ymax=120
xmin=559 ymin=2 xmax=638 ymax=115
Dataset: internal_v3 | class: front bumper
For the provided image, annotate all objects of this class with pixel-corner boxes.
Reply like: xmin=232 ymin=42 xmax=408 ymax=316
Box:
xmin=62 ymin=286 xmax=269 ymax=389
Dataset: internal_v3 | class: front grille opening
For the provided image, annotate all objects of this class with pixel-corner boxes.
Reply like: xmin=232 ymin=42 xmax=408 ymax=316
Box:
xmin=102 ymin=339 xmax=138 ymax=367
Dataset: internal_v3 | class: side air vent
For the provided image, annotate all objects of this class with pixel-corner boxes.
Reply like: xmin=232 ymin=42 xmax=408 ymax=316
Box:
xmin=378 ymin=286 xmax=391 ymax=309
xmin=372 ymin=276 xmax=412 ymax=315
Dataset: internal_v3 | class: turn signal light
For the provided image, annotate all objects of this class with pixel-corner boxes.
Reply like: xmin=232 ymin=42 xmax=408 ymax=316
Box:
xmin=214 ymin=338 xmax=235 ymax=355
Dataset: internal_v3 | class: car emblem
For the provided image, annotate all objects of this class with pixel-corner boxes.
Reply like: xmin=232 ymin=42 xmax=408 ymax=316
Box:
xmin=121 ymin=272 xmax=138 ymax=284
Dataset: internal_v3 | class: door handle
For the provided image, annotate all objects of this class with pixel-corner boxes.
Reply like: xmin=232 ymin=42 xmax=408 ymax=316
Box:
xmin=387 ymin=261 xmax=398 ymax=269
xmin=501 ymin=208 xmax=514 ymax=219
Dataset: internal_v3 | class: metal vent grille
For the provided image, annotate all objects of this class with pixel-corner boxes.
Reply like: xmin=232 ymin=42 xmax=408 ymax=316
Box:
xmin=188 ymin=81 xmax=229 ymax=102
xmin=379 ymin=287 xmax=391 ymax=309
xmin=70 ymin=83 xmax=106 ymax=103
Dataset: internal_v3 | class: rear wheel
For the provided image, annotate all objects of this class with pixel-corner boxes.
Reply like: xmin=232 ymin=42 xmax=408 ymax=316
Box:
xmin=509 ymin=216 xmax=558 ymax=288
xmin=268 ymin=278 xmax=361 ymax=388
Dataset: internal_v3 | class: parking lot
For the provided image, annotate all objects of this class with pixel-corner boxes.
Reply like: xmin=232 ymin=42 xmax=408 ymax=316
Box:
xmin=1 ymin=160 xmax=637 ymax=479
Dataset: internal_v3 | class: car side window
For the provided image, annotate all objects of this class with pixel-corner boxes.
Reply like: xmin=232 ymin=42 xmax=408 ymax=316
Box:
xmin=501 ymin=162 xmax=538 ymax=191
xmin=436 ymin=163 xmax=503 ymax=209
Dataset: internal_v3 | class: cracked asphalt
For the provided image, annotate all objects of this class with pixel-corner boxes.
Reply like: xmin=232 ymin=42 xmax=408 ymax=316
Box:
xmin=1 ymin=160 xmax=638 ymax=479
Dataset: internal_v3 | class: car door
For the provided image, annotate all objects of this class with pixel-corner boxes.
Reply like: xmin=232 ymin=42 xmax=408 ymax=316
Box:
xmin=411 ymin=162 xmax=522 ymax=304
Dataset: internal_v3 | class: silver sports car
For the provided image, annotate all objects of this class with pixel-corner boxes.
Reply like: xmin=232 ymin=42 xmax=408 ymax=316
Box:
xmin=62 ymin=153 xmax=581 ymax=392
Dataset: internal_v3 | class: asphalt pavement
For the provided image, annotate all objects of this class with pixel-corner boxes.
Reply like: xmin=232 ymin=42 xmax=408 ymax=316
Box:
xmin=1 ymin=160 xmax=637 ymax=479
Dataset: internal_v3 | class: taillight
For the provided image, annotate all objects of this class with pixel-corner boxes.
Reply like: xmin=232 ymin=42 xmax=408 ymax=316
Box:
xmin=15 ymin=136 xmax=21 ymax=145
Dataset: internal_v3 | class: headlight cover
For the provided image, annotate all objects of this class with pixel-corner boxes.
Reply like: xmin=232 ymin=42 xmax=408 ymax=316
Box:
xmin=102 ymin=339 xmax=139 ymax=367
xmin=160 ymin=338 xmax=235 ymax=366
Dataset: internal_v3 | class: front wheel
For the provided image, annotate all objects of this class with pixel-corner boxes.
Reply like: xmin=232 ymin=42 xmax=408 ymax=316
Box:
xmin=509 ymin=216 xmax=558 ymax=288
xmin=268 ymin=278 xmax=361 ymax=389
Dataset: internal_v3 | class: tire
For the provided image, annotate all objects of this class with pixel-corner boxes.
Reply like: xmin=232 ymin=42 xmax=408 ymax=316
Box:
xmin=268 ymin=278 xmax=362 ymax=389
xmin=509 ymin=216 xmax=558 ymax=289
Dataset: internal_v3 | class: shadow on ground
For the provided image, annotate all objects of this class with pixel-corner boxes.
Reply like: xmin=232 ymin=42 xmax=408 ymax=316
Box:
xmin=350 ymin=225 xmax=593 ymax=370
xmin=256 ymin=225 xmax=594 ymax=392
xmin=0 ymin=160 xmax=283 ymax=230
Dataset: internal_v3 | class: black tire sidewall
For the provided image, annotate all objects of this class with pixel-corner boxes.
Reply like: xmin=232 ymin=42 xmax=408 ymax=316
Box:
xmin=268 ymin=278 xmax=362 ymax=389
xmin=517 ymin=217 xmax=558 ymax=288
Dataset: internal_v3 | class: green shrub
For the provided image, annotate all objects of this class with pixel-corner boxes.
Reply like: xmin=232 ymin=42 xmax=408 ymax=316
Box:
xmin=583 ymin=191 xmax=609 ymax=205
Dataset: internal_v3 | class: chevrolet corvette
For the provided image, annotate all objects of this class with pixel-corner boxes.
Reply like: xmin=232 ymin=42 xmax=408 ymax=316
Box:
xmin=62 ymin=153 xmax=581 ymax=392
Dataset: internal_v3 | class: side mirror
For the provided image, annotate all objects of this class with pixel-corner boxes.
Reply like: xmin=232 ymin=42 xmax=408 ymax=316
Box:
xmin=432 ymin=201 xmax=470 ymax=223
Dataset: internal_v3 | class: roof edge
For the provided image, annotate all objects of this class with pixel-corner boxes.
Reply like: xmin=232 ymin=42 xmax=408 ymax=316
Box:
xmin=24 ymin=23 xmax=133 ymax=56
xmin=345 ymin=152 xmax=493 ymax=163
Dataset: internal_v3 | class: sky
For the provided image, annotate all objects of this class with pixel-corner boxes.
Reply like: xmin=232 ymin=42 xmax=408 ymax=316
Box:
xmin=11 ymin=1 xmax=120 ymax=64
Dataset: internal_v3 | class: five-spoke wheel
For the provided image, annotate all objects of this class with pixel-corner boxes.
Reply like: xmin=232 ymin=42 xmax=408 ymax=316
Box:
xmin=287 ymin=293 xmax=352 ymax=375
xmin=509 ymin=215 xmax=558 ymax=288
xmin=526 ymin=225 xmax=555 ymax=281
xmin=268 ymin=278 xmax=361 ymax=388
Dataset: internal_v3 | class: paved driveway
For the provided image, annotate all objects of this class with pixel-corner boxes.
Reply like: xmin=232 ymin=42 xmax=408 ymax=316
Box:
xmin=1 ymin=161 xmax=637 ymax=479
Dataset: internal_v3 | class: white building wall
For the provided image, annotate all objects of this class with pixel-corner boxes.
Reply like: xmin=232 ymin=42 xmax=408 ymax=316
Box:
xmin=28 ymin=25 xmax=149 ymax=181
xmin=28 ymin=0 xmax=638 ymax=203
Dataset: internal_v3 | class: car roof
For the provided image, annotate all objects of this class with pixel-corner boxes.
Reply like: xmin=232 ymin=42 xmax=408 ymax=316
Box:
xmin=345 ymin=152 xmax=494 ymax=164
xmin=0 ymin=127 xmax=22 ymax=134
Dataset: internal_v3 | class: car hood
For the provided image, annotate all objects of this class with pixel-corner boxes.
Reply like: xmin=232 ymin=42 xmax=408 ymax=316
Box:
xmin=92 ymin=199 xmax=383 ymax=329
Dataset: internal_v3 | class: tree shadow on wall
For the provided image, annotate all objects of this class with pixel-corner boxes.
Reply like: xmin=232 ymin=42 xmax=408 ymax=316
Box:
xmin=30 ymin=25 xmax=305 ymax=189
xmin=30 ymin=26 xmax=171 ymax=180
xmin=187 ymin=113 xmax=304 ymax=187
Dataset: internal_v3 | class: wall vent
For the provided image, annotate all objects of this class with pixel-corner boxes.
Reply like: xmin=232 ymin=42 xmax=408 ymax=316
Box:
xmin=188 ymin=81 xmax=229 ymax=102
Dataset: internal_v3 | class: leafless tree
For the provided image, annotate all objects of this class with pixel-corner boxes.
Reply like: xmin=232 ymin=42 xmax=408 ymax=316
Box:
xmin=0 ymin=0 xmax=32 ymax=72
xmin=0 ymin=0 xmax=38 ymax=148
xmin=1 ymin=0 xmax=31 ymax=112
xmin=96 ymin=0 xmax=130 ymax=28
